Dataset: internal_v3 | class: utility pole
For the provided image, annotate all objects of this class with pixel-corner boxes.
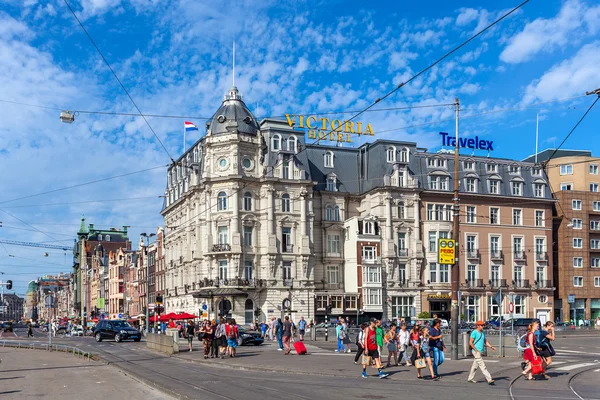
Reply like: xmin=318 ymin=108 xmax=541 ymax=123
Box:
xmin=451 ymin=97 xmax=460 ymax=361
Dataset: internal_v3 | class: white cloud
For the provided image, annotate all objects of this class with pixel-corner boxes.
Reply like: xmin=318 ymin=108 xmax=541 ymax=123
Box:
xmin=456 ymin=8 xmax=479 ymax=26
xmin=500 ymin=0 xmax=600 ymax=64
xmin=522 ymin=41 xmax=600 ymax=104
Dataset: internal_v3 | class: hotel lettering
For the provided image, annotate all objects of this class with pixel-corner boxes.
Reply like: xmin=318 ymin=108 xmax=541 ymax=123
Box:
xmin=285 ymin=114 xmax=375 ymax=143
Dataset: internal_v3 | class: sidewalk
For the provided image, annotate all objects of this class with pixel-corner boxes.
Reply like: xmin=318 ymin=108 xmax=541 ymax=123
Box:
xmin=173 ymin=339 xmax=521 ymax=381
xmin=0 ymin=347 xmax=169 ymax=400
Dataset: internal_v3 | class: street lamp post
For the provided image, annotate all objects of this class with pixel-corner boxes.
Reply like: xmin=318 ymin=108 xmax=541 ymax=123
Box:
xmin=140 ymin=233 xmax=155 ymax=334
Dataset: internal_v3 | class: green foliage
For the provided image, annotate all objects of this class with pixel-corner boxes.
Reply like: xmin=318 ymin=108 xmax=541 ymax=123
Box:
xmin=417 ymin=311 xmax=431 ymax=319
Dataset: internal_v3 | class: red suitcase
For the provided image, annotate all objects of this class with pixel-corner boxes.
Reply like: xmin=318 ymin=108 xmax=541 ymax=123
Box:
xmin=293 ymin=341 xmax=307 ymax=355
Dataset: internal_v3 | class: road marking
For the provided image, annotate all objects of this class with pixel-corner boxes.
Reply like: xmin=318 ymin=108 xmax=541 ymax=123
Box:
xmin=555 ymin=362 xmax=598 ymax=371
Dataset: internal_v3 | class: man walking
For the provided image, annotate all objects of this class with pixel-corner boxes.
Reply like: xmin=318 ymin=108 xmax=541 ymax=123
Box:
xmin=362 ymin=318 xmax=389 ymax=379
xmin=298 ymin=316 xmax=307 ymax=341
xmin=467 ymin=321 xmax=496 ymax=385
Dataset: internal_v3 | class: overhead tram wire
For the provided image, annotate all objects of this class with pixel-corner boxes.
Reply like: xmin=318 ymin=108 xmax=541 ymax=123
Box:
xmin=0 ymin=196 xmax=163 ymax=209
xmin=0 ymin=208 xmax=73 ymax=248
xmin=0 ymin=164 xmax=168 ymax=205
xmin=62 ymin=0 xmax=174 ymax=163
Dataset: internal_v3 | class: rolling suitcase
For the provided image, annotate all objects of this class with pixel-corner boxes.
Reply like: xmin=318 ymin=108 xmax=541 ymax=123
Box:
xmin=293 ymin=340 xmax=307 ymax=355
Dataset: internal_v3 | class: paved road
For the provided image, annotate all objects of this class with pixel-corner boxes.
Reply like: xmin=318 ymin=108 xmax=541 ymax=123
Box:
xmin=4 ymin=328 xmax=599 ymax=400
xmin=0 ymin=346 xmax=170 ymax=399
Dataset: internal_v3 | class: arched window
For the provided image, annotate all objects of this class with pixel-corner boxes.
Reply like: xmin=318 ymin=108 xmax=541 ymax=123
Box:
xmin=98 ymin=234 xmax=103 ymax=241
xmin=217 ymin=191 xmax=227 ymax=211
xmin=325 ymin=205 xmax=334 ymax=221
xmin=271 ymin=134 xmax=281 ymax=151
xmin=400 ymin=148 xmax=409 ymax=162
xmin=334 ymin=205 xmax=341 ymax=221
xmin=243 ymin=192 xmax=252 ymax=211
xmin=105 ymin=235 xmax=110 ymax=242
xmin=288 ymin=135 xmax=297 ymax=153
xmin=364 ymin=221 xmax=374 ymax=235
xmin=324 ymin=151 xmax=334 ymax=168
xmin=282 ymin=193 xmax=291 ymax=212
xmin=386 ymin=146 xmax=396 ymax=163
xmin=245 ymin=299 xmax=254 ymax=324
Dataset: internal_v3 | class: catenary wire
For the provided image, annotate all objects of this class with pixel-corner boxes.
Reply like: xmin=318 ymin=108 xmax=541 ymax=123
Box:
xmin=62 ymin=0 xmax=175 ymax=163
xmin=0 ymin=208 xmax=73 ymax=248
xmin=0 ymin=196 xmax=162 ymax=209
xmin=0 ymin=164 xmax=168 ymax=205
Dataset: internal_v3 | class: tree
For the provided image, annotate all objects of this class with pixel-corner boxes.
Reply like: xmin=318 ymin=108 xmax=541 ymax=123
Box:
xmin=417 ymin=311 xmax=431 ymax=319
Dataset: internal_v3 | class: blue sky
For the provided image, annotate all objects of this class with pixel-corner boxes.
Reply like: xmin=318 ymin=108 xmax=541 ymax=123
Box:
xmin=0 ymin=0 xmax=599 ymax=295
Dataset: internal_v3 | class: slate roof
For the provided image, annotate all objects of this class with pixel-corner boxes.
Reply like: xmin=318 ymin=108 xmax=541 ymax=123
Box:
xmin=522 ymin=149 xmax=593 ymax=163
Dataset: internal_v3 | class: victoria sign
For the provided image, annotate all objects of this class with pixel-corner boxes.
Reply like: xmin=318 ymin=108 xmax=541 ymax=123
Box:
xmin=440 ymin=132 xmax=494 ymax=151
xmin=285 ymin=114 xmax=374 ymax=143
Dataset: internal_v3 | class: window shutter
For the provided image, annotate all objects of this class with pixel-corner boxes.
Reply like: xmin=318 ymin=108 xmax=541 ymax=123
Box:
xmin=358 ymin=221 xmax=363 ymax=235
xmin=374 ymin=222 xmax=380 ymax=236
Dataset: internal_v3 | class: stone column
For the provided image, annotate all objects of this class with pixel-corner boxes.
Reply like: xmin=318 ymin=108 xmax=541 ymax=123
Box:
xmin=300 ymin=191 xmax=307 ymax=237
xmin=232 ymin=185 xmax=240 ymax=234
xmin=386 ymin=194 xmax=393 ymax=240
xmin=267 ymin=186 xmax=274 ymax=235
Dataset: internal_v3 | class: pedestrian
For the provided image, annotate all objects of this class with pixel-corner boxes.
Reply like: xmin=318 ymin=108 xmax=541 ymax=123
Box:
xmin=409 ymin=324 xmax=421 ymax=368
xmin=385 ymin=324 xmax=399 ymax=367
xmin=186 ymin=319 xmax=196 ymax=352
xmin=226 ymin=319 xmax=239 ymax=358
xmin=215 ymin=318 xmax=228 ymax=358
xmin=429 ymin=318 xmax=444 ymax=379
xmin=354 ymin=323 xmax=367 ymax=364
xmin=27 ymin=322 xmax=34 ymax=338
xmin=335 ymin=321 xmax=345 ymax=353
xmin=275 ymin=317 xmax=284 ymax=351
xmin=538 ymin=321 xmax=556 ymax=379
xmin=298 ymin=316 xmax=307 ymax=341
xmin=282 ymin=316 xmax=293 ymax=355
xmin=415 ymin=328 xmax=437 ymax=380
xmin=269 ymin=317 xmax=275 ymax=341
xmin=522 ymin=321 xmax=541 ymax=380
xmin=168 ymin=318 xmax=175 ymax=329
xmin=361 ymin=318 xmax=389 ymax=379
xmin=375 ymin=320 xmax=384 ymax=358
xmin=260 ymin=321 xmax=268 ymax=339
xmin=208 ymin=320 xmax=218 ymax=358
xmin=467 ymin=321 xmax=496 ymax=385
xmin=398 ymin=323 xmax=411 ymax=366
xmin=341 ymin=316 xmax=352 ymax=353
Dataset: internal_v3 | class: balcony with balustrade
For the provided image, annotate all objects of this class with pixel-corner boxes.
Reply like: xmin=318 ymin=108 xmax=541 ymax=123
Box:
xmin=535 ymin=251 xmax=548 ymax=262
xmin=512 ymin=279 xmax=530 ymax=289
xmin=490 ymin=250 xmax=504 ymax=262
xmin=398 ymin=249 xmax=409 ymax=257
xmin=462 ymin=278 xmax=484 ymax=289
xmin=534 ymin=279 xmax=553 ymax=289
xmin=489 ymin=278 xmax=508 ymax=288
xmin=513 ymin=251 xmax=527 ymax=263
xmin=466 ymin=249 xmax=481 ymax=263
xmin=211 ymin=243 xmax=231 ymax=253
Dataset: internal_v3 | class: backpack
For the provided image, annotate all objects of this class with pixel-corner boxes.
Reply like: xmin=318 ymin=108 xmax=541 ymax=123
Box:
xmin=228 ymin=326 xmax=237 ymax=339
xmin=215 ymin=324 xmax=223 ymax=339
xmin=519 ymin=333 xmax=531 ymax=349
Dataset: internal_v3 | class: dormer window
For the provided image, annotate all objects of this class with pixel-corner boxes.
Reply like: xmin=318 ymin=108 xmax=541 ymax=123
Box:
xmin=324 ymin=151 xmax=334 ymax=168
xmin=288 ymin=135 xmax=297 ymax=153
xmin=532 ymin=167 xmax=542 ymax=176
xmin=326 ymin=175 xmax=337 ymax=191
xmin=427 ymin=157 xmax=446 ymax=168
xmin=509 ymin=165 xmax=521 ymax=175
xmin=105 ymin=235 xmax=110 ymax=242
xmin=386 ymin=146 xmax=396 ymax=163
xmin=465 ymin=177 xmax=478 ymax=193
xmin=271 ymin=134 xmax=281 ymax=151
xmin=400 ymin=148 xmax=409 ymax=163
xmin=464 ymin=160 xmax=475 ymax=170
xmin=98 ymin=234 xmax=103 ymax=241
xmin=486 ymin=163 xmax=498 ymax=173
xmin=364 ymin=221 xmax=375 ymax=235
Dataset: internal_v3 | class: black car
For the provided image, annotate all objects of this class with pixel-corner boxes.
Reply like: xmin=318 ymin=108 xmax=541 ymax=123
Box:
xmin=94 ymin=320 xmax=141 ymax=342
xmin=237 ymin=327 xmax=264 ymax=346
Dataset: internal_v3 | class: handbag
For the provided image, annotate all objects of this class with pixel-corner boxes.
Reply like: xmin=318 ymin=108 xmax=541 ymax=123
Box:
xmin=531 ymin=356 xmax=544 ymax=375
xmin=415 ymin=357 xmax=427 ymax=369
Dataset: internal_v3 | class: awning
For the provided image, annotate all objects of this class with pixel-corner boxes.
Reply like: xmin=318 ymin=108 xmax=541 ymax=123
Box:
xmin=191 ymin=288 xmax=249 ymax=298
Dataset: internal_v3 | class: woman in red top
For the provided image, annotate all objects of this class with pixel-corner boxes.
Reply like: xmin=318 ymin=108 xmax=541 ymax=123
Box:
xmin=522 ymin=321 xmax=539 ymax=380
xmin=225 ymin=319 xmax=239 ymax=358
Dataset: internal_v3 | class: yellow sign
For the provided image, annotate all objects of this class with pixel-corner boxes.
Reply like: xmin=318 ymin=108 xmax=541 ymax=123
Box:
xmin=285 ymin=114 xmax=374 ymax=143
xmin=438 ymin=239 xmax=456 ymax=265
xmin=202 ymin=312 xmax=208 ymax=318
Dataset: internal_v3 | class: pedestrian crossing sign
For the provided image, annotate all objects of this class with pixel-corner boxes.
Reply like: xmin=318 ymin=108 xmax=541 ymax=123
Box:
xmin=438 ymin=239 xmax=456 ymax=265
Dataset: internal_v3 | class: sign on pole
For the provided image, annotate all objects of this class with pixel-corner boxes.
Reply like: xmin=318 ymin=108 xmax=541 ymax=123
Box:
xmin=494 ymin=289 xmax=504 ymax=306
xmin=438 ymin=239 xmax=456 ymax=264
xmin=568 ymin=294 xmax=575 ymax=304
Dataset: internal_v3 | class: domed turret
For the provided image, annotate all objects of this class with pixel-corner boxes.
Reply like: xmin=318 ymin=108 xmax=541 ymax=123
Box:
xmin=207 ymin=86 xmax=259 ymax=136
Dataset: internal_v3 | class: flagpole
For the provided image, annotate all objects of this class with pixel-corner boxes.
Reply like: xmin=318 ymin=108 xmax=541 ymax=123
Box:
xmin=183 ymin=123 xmax=186 ymax=155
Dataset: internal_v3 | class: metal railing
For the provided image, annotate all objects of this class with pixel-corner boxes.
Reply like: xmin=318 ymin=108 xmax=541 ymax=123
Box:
xmin=490 ymin=250 xmax=504 ymax=261
xmin=534 ymin=279 xmax=553 ymax=288
xmin=398 ymin=249 xmax=409 ymax=257
xmin=489 ymin=278 xmax=508 ymax=288
xmin=0 ymin=340 xmax=92 ymax=360
xmin=535 ymin=251 xmax=548 ymax=261
xmin=512 ymin=279 xmax=530 ymax=288
xmin=211 ymin=243 xmax=231 ymax=252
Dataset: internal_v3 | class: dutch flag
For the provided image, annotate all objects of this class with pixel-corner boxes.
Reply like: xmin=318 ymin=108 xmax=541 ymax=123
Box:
xmin=184 ymin=121 xmax=198 ymax=131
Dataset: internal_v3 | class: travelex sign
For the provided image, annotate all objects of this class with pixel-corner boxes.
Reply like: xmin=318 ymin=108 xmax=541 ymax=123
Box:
xmin=440 ymin=132 xmax=494 ymax=151
xmin=285 ymin=114 xmax=374 ymax=143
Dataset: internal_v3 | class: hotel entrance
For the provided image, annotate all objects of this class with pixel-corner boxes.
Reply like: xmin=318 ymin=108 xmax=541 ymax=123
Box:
xmin=427 ymin=293 xmax=451 ymax=320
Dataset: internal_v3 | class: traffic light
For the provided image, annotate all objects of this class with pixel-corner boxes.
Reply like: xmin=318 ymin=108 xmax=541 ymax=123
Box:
xmin=6 ymin=280 xmax=12 ymax=290
xmin=156 ymin=295 xmax=163 ymax=304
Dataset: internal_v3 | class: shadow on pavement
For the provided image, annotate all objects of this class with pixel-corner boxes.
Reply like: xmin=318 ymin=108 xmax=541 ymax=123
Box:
xmin=0 ymin=391 xmax=21 ymax=395
xmin=0 ymin=376 xmax=24 ymax=381
xmin=0 ymin=364 xmax=100 ymax=373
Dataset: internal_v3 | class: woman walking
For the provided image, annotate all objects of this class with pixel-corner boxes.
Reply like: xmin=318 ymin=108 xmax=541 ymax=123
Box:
xmin=335 ymin=321 xmax=345 ymax=353
xmin=522 ymin=321 xmax=540 ymax=380
xmin=226 ymin=319 xmax=239 ymax=358
xmin=199 ymin=320 xmax=213 ymax=358
xmin=209 ymin=319 xmax=219 ymax=358
xmin=354 ymin=323 xmax=367 ymax=364
xmin=385 ymin=324 xmax=399 ymax=367
xmin=186 ymin=319 xmax=196 ymax=352
xmin=416 ymin=328 xmax=437 ymax=380
xmin=216 ymin=318 xmax=228 ymax=358
xmin=398 ymin=323 xmax=411 ymax=366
